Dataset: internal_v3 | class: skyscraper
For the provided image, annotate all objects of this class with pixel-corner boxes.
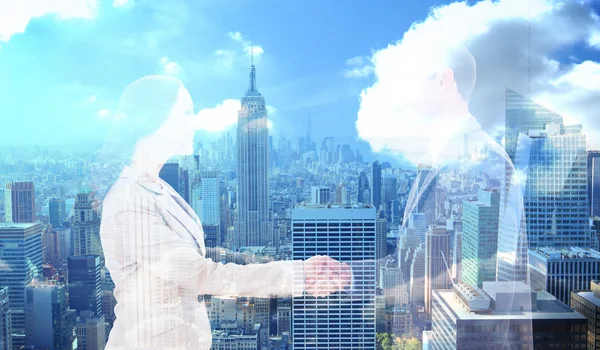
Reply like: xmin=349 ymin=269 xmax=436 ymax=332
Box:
xmin=49 ymin=197 xmax=66 ymax=228
xmin=0 ymin=223 xmax=43 ymax=349
xmin=589 ymin=150 xmax=600 ymax=218
xmin=462 ymin=189 xmax=500 ymax=287
xmin=235 ymin=61 xmax=272 ymax=247
xmin=67 ymin=255 xmax=102 ymax=317
xmin=424 ymin=226 xmax=451 ymax=315
xmin=499 ymin=89 xmax=592 ymax=281
xmin=4 ymin=182 xmax=35 ymax=223
xmin=358 ymin=171 xmax=370 ymax=204
xmin=371 ymin=161 xmax=382 ymax=211
xmin=291 ymin=204 xmax=376 ymax=349
xmin=72 ymin=193 xmax=102 ymax=258
xmin=0 ymin=287 xmax=12 ymax=350
xmin=25 ymin=282 xmax=76 ymax=350
xmin=518 ymin=123 xmax=591 ymax=248
xmin=413 ymin=164 xmax=437 ymax=227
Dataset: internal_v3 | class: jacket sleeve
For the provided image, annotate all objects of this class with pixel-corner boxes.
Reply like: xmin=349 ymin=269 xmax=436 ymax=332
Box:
xmin=105 ymin=188 xmax=305 ymax=299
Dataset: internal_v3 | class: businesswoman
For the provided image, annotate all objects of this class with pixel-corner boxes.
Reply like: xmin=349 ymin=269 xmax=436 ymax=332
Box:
xmin=95 ymin=75 xmax=350 ymax=349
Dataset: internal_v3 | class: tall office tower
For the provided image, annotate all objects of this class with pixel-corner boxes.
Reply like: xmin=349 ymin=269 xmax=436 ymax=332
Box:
xmin=159 ymin=162 xmax=180 ymax=193
xmin=67 ymin=255 xmax=102 ymax=317
xmin=462 ymin=189 xmax=500 ymax=288
xmin=199 ymin=170 xmax=221 ymax=249
xmin=371 ymin=161 xmax=382 ymax=210
xmin=462 ymin=133 xmax=469 ymax=159
xmin=292 ymin=204 xmax=376 ymax=349
xmin=504 ymin=88 xmax=564 ymax=162
xmin=408 ymin=212 xmax=428 ymax=243
xmin=431 ymin=282 xmax=587 ymax=349
xmin=589 ymin=150 xmax=600 ymax=218
xmin=570 ymin=280 xmax=600 ymax=350
xmin=424 ymin=226 xmax=451 ymax=315
xmin=0 ymin=223 xmax=43 ymax=349
xmin=49 ymin=197 xmax=66 ymax=228
xmin=410 ymin=246 xmax=425 ymax=307
xmin=335 ymin=183 xmax=350 ymax=205
xmin=498 ymin=89 xmax=590 ymax=282
xmin=42 ymin=227 xmax=61 ymax=266
xmin=310 ymin=186 xmax=331 ymax=204
xmin=75 ymin=311 xmax=106 ymax=350
xmin=452 ymin=232 xmax=463 ymax=283
xmin=414 ymin=164 xmax=437 ymax=226
xmin=528 ymin=247 xmax=600 ymax=305
xmin=25 ymin=283 xmax=76 ymax=350
xmin=306 ymin=113 xmax=312 ymax=148
xmin=4 ymin=182 xmax=35 ymax=223
xmin=358 ymin=171 xmax=370 ymax=203
xmin=180 ymin=168 xmax=190 ymax=204
xmin=56 ymin=226 xmax=71 ymax=264
xmin=72 ymin=192 xmax=102 ymax=258
xmin=235 ymin=60 xmax=272 ymax=248
xmin=382 ymin=175 xmax=398 ymax=216
xmin=376 ymin=218 xmax=388 ymax=260
xmin=0 ymin=287 xmax=12 ymax=350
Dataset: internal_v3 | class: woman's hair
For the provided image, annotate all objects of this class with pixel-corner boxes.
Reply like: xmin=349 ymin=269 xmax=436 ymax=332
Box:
xmin=91 ymin=75 xmax=186 ymax=212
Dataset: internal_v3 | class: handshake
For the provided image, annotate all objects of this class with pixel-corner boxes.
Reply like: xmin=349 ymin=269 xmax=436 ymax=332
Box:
xmin=303 ymin=255 xmax=352 ymax=298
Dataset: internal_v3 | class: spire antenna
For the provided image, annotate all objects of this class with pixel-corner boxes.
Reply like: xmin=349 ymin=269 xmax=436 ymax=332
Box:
xmin=250 ymin=40 xmax=254 ymax=66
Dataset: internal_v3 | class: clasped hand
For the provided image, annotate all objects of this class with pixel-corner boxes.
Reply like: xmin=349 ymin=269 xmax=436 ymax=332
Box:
xmin=304 ymin=255 xmax=352 ymax=298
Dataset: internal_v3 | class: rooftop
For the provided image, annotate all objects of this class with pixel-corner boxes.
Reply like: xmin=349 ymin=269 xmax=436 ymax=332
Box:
xmin=0 ymin=222 xmax=40 ymax=229
xmin=530 ymin=247 xmax=600 ymax=260
xmin=434 ymin=286 xmax=585 ymax=321
xmin=574 ymin=291 xmax=600 ymax=306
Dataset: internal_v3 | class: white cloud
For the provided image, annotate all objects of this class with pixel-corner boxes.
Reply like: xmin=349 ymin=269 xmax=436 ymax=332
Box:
xmin=344 ymin=55 xmax=374 ymax=78
xmin=355 ymin=0 xmax=600 ymax=159
xmin=195 ymin=99 xmax=275 ymax=133
xmin=158 ymin=56 xmax=184 ymax=76
xmin=113 ymin=0 xmax=130 ymax=8
xmin=195 ymin=99 xmax=241 ymax=132
xmin=96 ymin=108 xmax=111 ymax=119
xmin=227 ymin=31 xmax=264 ymax=59
xmin=0 ymin=0 xmax=98 ymax=42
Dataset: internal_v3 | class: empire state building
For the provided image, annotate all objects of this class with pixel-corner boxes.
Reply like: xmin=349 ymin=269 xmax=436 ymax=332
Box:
xmin=235 ymin=61 xmax=273 ymax=247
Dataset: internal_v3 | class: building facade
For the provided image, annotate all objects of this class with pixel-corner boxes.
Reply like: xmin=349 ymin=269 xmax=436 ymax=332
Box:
xmin=431 ymin=281 xmax=587 ymax=349
xmin=0 ymin=223 xmax=43 ymax=349
xmin=529 ymin=247 xmax=600 ymax=305
xmin=291 ymin=204 xmax=376 ymax=349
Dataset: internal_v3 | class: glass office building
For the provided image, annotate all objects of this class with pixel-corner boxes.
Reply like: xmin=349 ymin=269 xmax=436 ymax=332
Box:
xmin=291 ymin=204 xmax=376 ymax=349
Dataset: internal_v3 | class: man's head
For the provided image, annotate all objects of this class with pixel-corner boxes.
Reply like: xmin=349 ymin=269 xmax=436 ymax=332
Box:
xmin=387 ymin=42 xmax=476 ymax=117
xmin=356 ymin=40 xmax=477 ymax=164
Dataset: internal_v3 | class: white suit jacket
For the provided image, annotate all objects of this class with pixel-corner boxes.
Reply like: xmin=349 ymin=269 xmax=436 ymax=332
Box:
xmin=100 ymin=165 xmax=304 ymax=349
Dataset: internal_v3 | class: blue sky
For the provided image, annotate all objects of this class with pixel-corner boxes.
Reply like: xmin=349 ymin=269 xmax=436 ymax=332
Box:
xmin=0 ymin=0 xmax=599 ymax=156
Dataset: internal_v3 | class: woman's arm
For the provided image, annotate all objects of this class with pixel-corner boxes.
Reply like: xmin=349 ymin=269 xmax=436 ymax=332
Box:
xmin=105 ymin=188 xmax=306 ymax=298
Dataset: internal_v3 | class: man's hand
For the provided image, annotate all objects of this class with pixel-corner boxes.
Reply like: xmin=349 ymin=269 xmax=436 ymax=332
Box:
xmin=304 ymin=255 xmax=352 ymax=298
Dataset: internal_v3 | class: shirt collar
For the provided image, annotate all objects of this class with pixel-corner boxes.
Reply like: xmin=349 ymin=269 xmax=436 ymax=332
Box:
xmin=119 ymin=164 xmax=165 ymax=195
